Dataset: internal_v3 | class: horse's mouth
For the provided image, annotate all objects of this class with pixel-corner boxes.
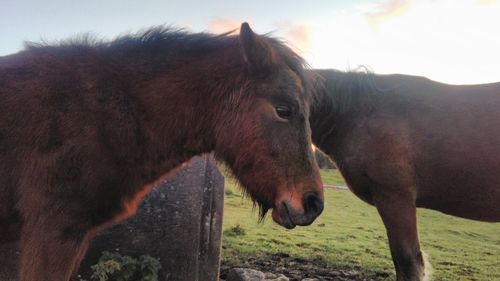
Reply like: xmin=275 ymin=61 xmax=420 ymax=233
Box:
xmin=273 ymin=201 xmax=297 ymax=229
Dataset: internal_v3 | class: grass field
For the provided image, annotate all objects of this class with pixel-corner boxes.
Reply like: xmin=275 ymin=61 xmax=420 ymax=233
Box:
xmin=221 ymin=169 xmax=500 ymax=281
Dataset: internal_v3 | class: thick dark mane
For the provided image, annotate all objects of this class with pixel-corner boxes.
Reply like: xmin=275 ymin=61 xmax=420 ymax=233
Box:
xmin=24 ymin=26 xmax=238 ymax=60
xmin=312 ymin=68 xmax=382 ymax=115
xmin=24 ymin=26 xmax=307 ymax=80
xmin=309 ymin=68 xmax=384 ymax=148
xmin=266 ymin=37 xmax=308 ymax=80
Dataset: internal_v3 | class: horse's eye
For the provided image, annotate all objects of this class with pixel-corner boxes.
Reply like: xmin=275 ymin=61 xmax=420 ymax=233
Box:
xmin=275 ymin=105 xmax=292 ymax=119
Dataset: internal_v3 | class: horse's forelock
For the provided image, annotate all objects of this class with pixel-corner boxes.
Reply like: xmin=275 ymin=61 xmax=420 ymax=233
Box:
xmin=266 ymin=37 xmax=309 ymax=82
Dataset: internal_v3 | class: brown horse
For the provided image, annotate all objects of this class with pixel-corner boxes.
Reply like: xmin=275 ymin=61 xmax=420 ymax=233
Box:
xmin=309 ymin=69 xmax=500 ymax=281
xmin=0 ymin=23 xmax=324 ymax=281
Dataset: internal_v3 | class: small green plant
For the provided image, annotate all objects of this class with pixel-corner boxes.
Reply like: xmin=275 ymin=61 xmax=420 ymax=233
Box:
xmin=84 ymin=251 xmax=161 ymax=281
xmin=224 ymin=224 xmax=246 ymax=237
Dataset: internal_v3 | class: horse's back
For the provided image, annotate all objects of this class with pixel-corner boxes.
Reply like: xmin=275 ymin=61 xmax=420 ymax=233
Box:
xmin=0 ymin=52 xmax=57 ymax=149
xmin=0 ymin=51 xmax=31 ymax=69
xmin=0 ymin=49 xmax=111 ymax=219
xmin=0 ymin=53 xmax=24 ymax=239
xmin=0 ymin=51 xmax=47 ymax=234
xmin=0 ymin=49 xmax=119 ymax=149
xmin=371 ymin=75 xmax=500 ymax=221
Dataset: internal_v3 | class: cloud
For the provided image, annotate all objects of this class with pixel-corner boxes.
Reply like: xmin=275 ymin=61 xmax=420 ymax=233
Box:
xmin=207 ymin=19 xmax=314 ymax=56
xmin=308 ymin=0 xmax=500 ymax=84
xmin=207 ymin=18 xmax=243 ymax=35
xmin=276 ymin=23 xmax=314 ymax=55
xmin=365 ymin=0 xmax=411 ymax=29
xmin=477 ymin=0 xmax=497 ymax=5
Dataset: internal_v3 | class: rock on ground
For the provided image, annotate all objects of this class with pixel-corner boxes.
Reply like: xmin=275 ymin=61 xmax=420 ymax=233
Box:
xmin=220 ymin=253 xmax=388 ymax=281
xmin=226 ymin=268 xmax=290 ymax=281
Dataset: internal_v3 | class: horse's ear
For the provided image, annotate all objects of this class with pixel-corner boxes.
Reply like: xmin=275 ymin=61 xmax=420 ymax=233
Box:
xmin=239 ymin=22 xmax=277 ymax=72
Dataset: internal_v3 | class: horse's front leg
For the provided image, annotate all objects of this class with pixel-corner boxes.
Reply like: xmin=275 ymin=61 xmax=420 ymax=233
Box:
xmin=18 ymin=215 xmax=91 ymax=281
xmin=375 ymin=193 xmax=428 ymax=281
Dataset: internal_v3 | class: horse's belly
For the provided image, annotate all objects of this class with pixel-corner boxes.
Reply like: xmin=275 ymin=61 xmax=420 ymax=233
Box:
xmin=417 ymin=183 xmax=500 ymax=222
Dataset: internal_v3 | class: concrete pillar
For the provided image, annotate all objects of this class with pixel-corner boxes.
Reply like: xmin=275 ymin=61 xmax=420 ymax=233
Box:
xmin=0 ymin=154 xmax=225 ymax=281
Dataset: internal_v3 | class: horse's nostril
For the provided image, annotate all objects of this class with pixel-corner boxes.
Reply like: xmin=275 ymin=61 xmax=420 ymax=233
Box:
xmin=303 ymin=192 xmax=324 ymax=217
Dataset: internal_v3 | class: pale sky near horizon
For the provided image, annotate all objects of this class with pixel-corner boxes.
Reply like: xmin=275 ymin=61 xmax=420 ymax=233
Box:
xmin=1 ymin=0 xmax=499 ymax=84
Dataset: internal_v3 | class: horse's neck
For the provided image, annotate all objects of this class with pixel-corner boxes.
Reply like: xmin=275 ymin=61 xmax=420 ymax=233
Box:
xmin=134 ymin=77 xmax=219 ymax=182
xmin=60 ymin=49 xmax=224 ymax=167
xmin=107 ymin=47 xmax=242 ymax=186
xmin=310 ymin=100 xmax=353 ymax=158
xmin=310 ymin=71 xmax=373 ymax=156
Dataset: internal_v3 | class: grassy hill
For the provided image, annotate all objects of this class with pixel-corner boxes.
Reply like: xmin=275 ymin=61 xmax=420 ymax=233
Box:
xmin=221 ymin=169 xmax=500 ymax=281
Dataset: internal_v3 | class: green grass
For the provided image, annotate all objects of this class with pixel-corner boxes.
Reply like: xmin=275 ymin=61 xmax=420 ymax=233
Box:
xmin=222 ymin=169 xmax=500 ymax=281
xmin=320 ymin=169 xmax=347 ymax=186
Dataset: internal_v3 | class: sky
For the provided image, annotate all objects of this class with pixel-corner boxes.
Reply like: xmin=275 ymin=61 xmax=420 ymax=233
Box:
xmin=1 ymin=0 xmax=499 ymax=84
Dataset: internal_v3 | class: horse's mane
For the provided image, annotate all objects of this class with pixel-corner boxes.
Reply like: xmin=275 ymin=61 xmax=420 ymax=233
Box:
xmin=25 ymin=26 xmax=233 ymax=53
xmin=309 ymin=68 xmax=384 ymax=146
xmin=312 ymin=68 xmax=382 ymax=115
xmin=24 ymin=26 xmax=307 ymax=80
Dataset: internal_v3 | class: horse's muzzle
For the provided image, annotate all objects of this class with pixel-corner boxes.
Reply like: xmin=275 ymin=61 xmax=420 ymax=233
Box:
xmin=272 ymin=192 xmax=324 ymax=229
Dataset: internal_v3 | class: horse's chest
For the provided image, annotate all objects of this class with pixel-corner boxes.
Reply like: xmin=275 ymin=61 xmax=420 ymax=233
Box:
xmin=336 ymin=165 xmax=375 ymax=205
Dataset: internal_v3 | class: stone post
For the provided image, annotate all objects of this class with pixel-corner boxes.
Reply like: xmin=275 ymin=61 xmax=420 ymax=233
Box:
xmin=0 ymin=154 xmax=225 ymax=281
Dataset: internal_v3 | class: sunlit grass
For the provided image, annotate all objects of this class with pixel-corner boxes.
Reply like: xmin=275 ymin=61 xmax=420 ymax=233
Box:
xmin=222 ymin=169 xmax=500 ymax=281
